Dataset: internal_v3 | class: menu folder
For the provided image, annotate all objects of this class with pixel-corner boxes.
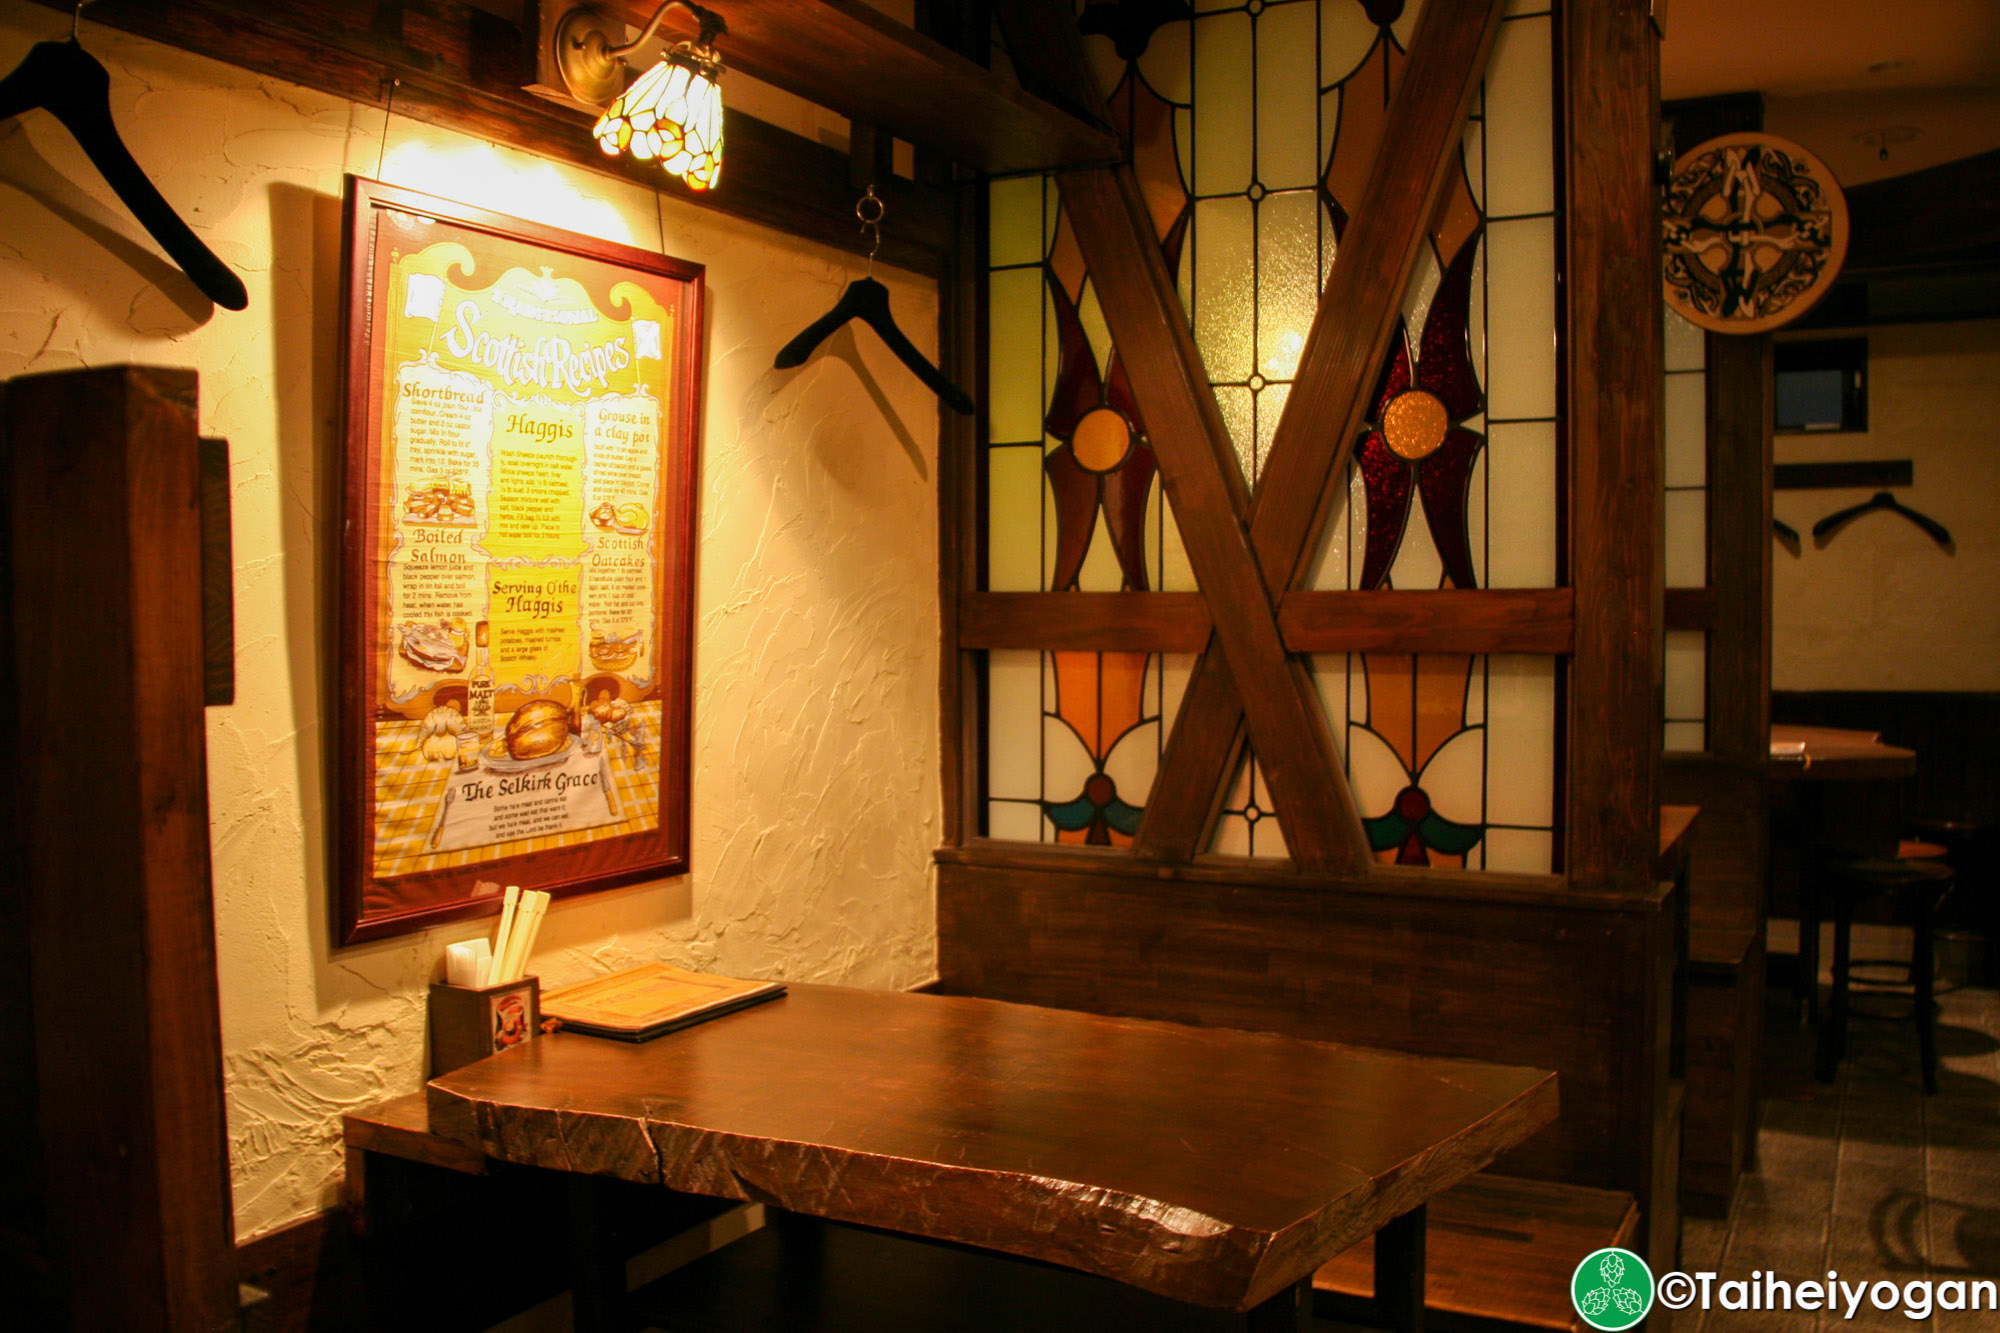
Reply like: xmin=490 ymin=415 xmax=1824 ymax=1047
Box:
xmin=539 ymin=962 xmax=785 ymax=1042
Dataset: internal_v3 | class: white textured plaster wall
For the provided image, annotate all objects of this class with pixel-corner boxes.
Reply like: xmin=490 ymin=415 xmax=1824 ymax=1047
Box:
xmin=1773 ymin=320 xmax=2000 ymax=692
xmin=0 ymin=0 xmax=941 ymax=1241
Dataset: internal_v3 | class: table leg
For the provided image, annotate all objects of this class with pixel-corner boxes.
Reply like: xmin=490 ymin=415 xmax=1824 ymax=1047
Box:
xmin=1799 ymin=861 xmax=1822 ymax=1026
xmin=566 ymin=1175 xmax=634 ymax=1333
xmin=1246 ymin=1276 xmax=1309 ymax=1332
xmin=1374 ymin=1203 xmax=1428 ymax=1333
xmin=1916 ymin=889 xmax=1939 ymax=1095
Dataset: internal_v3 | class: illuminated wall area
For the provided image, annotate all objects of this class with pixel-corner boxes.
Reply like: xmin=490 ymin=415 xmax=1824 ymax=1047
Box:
xmin=0 ymin=0 xmax=941 ymax=1241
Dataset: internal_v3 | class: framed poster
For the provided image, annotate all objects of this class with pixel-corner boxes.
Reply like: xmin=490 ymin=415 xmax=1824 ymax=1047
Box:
xmin=337 ymin=177 xmax=702 ymax=944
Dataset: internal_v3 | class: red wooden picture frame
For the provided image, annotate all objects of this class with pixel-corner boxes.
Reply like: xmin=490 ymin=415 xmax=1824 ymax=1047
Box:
xmin=336 ymin=177 xmax=702 ymax=944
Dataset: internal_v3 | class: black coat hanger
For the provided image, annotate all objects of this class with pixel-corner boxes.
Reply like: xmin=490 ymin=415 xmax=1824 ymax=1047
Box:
xmin=1811 ymin=490 xmax=1952 ymax=549
xmin=0 ymin=30 xmax=248 ymax=310
xmin=776 ymin=276 xmax=973 ymax=415
xmin=774 ymin=186 xmax=973 ymax=415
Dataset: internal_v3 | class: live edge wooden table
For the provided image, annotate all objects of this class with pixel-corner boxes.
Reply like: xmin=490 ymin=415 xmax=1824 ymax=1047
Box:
xmin=423 ymin=984 xmax=1557 ymax=1333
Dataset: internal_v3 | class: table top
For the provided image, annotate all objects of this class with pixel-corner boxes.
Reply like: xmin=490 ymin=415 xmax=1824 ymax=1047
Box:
xmin=426 ymin=983 xmax=1556 ymax=1311
xmin=1659 ymin=804 xmax=1700 ymax=880
xmin=1769 ymin=724 xmax=1917 ymax=780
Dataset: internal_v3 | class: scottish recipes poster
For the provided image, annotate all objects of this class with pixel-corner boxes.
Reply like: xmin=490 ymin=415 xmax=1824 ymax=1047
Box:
xmin=338 ymin=179 xmax=700 ymax=942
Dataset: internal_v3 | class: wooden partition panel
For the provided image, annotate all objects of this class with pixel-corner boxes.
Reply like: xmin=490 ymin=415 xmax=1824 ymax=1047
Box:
xmin=5 ymin=367 xmax=236 ymax=1332
xmin=937 ymin=854 xmax=1677 ymax=1260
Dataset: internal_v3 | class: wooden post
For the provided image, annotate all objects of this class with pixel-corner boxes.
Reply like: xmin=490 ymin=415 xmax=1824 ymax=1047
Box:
xmin=1564 ymin=0 xmax=1663 ymax=890
xmin=6 ymin=366 xmax=237 ymax=1332
xmin=1705 ymin=335 xmax=1773 ymax=765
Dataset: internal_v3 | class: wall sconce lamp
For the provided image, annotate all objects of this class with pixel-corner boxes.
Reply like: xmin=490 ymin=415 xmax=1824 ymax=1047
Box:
xmin=551 ymin=1 xmax=728 ymax=190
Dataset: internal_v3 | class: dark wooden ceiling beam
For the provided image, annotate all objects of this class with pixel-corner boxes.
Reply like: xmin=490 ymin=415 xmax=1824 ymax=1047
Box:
xmin=1058 ymin=165 xmax=1368 ymax=875
xmin=989 ymin=0 xmax=1115 ymax=133
xmin=1132 ymin=0 xmax=1506 ymax=863
xmin=596 ymin=0 xmax=1120 ymax=176
xmin=36 ymin=0 xmax=958 ymax=272
xmin=1845 ymin=148 xmax=2000 ymax=275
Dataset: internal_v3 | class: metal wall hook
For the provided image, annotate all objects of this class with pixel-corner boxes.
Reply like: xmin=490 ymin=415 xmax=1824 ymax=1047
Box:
xmin=856 ymin=184 xmax=883 ymax=277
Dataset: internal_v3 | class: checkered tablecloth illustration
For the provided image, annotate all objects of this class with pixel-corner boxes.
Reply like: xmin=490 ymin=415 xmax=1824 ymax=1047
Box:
xmin=372 ymin=700 xmax=663 ymax=878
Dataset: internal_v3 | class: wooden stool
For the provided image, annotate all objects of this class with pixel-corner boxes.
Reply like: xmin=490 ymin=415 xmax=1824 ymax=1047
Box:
xmin=1815 ymin=857 xmax=1955 ymax=1094
xmin=1908 ymin=817 xmax=1999 ymax=986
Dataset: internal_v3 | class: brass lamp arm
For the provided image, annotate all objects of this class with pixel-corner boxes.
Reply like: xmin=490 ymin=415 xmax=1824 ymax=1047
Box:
xmin=607 ymin=0 xmax=726 ymax=59
xmin=554 ymin=0 xmax=727 ymax=107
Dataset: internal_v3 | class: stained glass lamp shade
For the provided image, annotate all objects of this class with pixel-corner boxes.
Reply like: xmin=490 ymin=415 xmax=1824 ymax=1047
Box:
xmin=593 ymin=45 xmax=724 ymax=191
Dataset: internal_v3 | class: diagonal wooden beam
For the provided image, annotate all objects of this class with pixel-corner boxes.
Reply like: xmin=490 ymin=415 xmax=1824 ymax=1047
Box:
xmin=1059 ymin=166 xmax=1369 ymax=874
xmin=1133 ymin=0 xmax=1506 ymax=862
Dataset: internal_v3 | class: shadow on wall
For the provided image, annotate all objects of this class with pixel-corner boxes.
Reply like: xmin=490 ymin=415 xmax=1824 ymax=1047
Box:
xmin=752 ymin=322 xmax=931 ymax=482
xmin=0 ymin=116 xmax=212 ymax=329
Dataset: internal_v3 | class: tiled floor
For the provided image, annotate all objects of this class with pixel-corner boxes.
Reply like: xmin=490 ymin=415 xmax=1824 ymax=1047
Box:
xmin=1673 ymin=979 xmax=2000 ymax=1332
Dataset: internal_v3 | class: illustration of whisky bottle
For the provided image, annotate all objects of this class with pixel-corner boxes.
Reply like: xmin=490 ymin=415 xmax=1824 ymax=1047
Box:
xmin=468 ymin=620 xmax=495 ymax=735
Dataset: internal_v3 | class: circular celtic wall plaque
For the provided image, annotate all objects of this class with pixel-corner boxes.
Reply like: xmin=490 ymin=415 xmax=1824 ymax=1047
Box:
xmin=1662 ymin=132 xmax=1849 ymax=334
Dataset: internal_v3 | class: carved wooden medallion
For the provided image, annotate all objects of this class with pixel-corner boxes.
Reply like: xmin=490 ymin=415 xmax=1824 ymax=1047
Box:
xmin=1663 ymin=132 xmax=1849 ymax=334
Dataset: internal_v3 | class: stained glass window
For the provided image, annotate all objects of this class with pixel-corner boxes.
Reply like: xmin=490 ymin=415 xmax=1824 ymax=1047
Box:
xmin=982 ymin=0 xmax=1566 ymax=872
xmin=1302 ymin=0 xmax=1564 ymax=872
xmin=983 ymin=160 xmax=1191 ymax=842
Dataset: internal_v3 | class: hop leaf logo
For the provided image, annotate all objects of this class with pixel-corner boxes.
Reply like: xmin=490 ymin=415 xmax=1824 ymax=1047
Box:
xmin=1571 ymin=1247 xmax=1653 ymax=1330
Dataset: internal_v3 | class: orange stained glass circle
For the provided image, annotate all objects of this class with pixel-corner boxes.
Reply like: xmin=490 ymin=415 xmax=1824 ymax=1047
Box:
xmin=1382 ymin=389 xmax=1449 ymax=460
xmin=1072 ymin=406 xmax=1134 ymax=473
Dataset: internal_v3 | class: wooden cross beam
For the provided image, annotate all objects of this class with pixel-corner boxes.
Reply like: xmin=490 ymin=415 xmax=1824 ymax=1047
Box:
xmin=1069 ymin=0 xmax=1507 ymax=866
xmin=1061 ymin=167 xmax=1370 ymax=873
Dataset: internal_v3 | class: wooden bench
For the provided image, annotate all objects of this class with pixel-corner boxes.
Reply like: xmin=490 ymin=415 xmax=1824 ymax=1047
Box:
xmin=1682 ymin=923 xmax=1762 ymax=1216
xmin=1313 ymin=1174 xmax=1639 ymax=1332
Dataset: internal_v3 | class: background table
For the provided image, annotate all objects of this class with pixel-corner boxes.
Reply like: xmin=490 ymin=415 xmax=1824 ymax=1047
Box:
xmin=426 ymin=984 xmax=1557 ymax=1329
xmin=1772 ymin=724 xmax=1920 ymax=1022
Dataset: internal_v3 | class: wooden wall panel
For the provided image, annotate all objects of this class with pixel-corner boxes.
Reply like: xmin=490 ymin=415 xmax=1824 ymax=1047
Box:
xmin=1772 ymin=691 xmax=2000 ymax=832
